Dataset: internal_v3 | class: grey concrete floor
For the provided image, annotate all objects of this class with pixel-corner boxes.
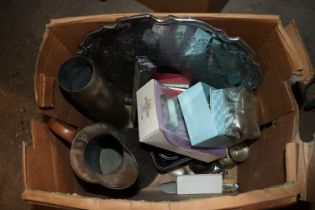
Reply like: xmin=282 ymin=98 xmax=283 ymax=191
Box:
xmin=0 ymin=0 xmax=314 ymax=210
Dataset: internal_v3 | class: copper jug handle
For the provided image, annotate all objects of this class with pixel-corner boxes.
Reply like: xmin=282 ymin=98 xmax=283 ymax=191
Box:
xmin=47 ymin=118 xmax=77 ymax=144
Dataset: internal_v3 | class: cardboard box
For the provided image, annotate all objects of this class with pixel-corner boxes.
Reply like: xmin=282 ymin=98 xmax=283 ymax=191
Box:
xmin=23 ymin=14 xmax=314 ymax=209
xmin=137 ymin=79 xmax=226 ymax=162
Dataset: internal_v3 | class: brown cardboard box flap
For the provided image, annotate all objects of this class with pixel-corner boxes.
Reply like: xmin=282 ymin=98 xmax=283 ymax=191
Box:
xmin=291 ymin=136 xmax=315 ymax=202
xmin=21 ymin=183 xmax=301 ymax=210
xmin=48 ymin=13 xmax=281 ymax=26
xmin=284 ymin=20 xmax=315 ymax=202
xmin=34 ymin=25 xmax=92 ymax=127
xmin=36 ymin=73 xmax=55 ymax=108
xmin=306 ymin=142 xmax=315 ymax=202
xmin=285 ymin=21 xmax=314 ymax=84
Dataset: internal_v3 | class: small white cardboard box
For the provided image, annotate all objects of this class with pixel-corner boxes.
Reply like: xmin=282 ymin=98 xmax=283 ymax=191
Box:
xmin=136 ymin=79 xmax=225 ymax=162
xmin=177 ymin=174 xmax=223 ymax=194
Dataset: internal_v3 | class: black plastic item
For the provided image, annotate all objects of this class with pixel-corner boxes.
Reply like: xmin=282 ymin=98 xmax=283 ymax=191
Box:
xmin=80 ymin=14 xmax=261 ymax=104
xmin=119 ymin=128 xmax=158 ymax=190
xmin=189 ymin=159 xmax=215 ymax=174
xmin=303 ymin=75 xmax=315 ymax=111
xmin=149 ymin=149 xmax=192 ymax=172
xmin=131 ymin=56 xmax=157 ymax=127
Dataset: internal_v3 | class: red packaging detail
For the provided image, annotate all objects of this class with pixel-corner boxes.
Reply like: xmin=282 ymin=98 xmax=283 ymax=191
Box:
xmin=153 ymin=73 xmax=191 ymax=89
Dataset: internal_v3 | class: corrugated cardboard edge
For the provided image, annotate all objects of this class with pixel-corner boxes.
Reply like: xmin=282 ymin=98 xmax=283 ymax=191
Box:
xmin=285 ymin=142 xmax=299 ymax=183
xmin=22 ymin=183 xmax=300 ymax=210
xmin=284 ymin=77 xmax=314 ymax=201
xmin=276 ymin=19 xmax=314 ymax=83
xmin=37 ymin=73 xmax=55 ymax=108
xmin=47 ymin=13 xmax=280 ymax=27
xmin=285 ymin=21 xmax=314 ymax=84
xmin=276 ymin=23 xmax=304 ymax=78
xmin=306 ymin=141 xmax=315 ymax=202
xmin=34 ymin=27 xmax=50 ymax=107
xmin=22 ymin=140 xmax=28 ymax=191
xmin=280 ymin=19 xmax=315 ymax=201
xmin=288 ymin=131 xmax=314 ymax=202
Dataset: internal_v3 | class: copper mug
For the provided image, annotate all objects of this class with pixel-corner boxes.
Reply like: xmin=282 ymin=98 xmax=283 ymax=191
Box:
xmin=58 ymin=56 xmax=129 ymax=128
xmin=47 ymin=118 xmax=138 ymax=190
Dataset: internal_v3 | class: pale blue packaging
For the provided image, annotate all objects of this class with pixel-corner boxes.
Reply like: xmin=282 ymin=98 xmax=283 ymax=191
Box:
xmin=178 ymin=82 xmax=260 ymax=148
xmin=178 ymin=82 xmax=225 ymax=148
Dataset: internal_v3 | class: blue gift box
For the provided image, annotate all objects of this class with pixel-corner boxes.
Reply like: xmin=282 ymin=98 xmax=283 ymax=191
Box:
xmin=178 ymin=82 xmax=260 ymax=148
xmin=178 ymin=82 xmax=218 ymax=147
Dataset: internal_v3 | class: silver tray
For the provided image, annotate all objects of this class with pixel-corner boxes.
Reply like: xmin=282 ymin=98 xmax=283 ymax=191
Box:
xmin=79 ymin=14 xmax=261 ymax=104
